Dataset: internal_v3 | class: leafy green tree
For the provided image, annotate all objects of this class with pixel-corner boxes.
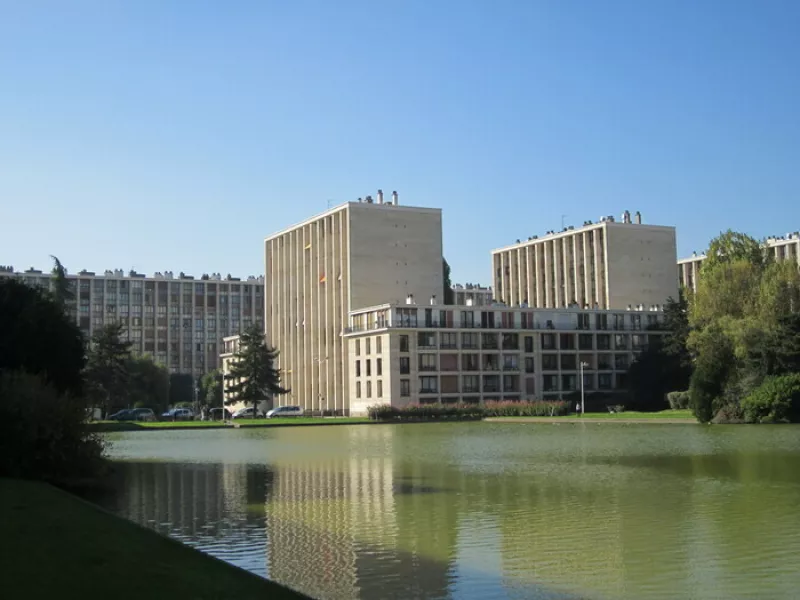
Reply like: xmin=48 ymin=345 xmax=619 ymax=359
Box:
xmin=662 ymin=292 xmax=692 ymax=373
xmin=704 ymin=230 xmax=768 ymax=270
xmin=0 ymin=277 xmax=85 ymax=395
xmin=689 ymin=325 xmax=735 ymax=423
xmin=741 ymin=373 xmax=800 ymax=424
xmin=85 ymin=323 xmax=132 ymax=416
xmin=169 ymin=373 xmax=194 ymax=407
xmin=443 ymin=258 xmax=454 ymax=305
xmin=224 ymin=325 xmax=289 ymax=415
xmin=201 ymin=369 xmax=224 ymax=408
xmin=127 ymin=356 xmax=170 ymax=412
xmin=49 ymin=255 xmax=75 ymax=308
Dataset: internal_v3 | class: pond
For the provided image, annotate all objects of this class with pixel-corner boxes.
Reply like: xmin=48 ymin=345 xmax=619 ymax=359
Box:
xmin=97 ymin=422 xmax=800 ymax=599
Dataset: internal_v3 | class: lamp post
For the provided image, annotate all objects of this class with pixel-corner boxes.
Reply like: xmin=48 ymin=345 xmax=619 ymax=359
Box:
xmin=580 ymin=361 xmax=589 ymax=416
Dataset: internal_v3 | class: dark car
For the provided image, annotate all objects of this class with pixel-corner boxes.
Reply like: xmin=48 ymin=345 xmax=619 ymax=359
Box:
xmin=108 ymin=409 xmax=135 ymax=421
xmin=208 ymin=407 xmax=231 ymax=421
xmin=109 ymin=408 xmax=155 ymax=422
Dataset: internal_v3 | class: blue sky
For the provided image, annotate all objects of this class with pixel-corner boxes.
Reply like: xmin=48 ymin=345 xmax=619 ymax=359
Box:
xmin=1 ymin=0 xmax=798 ymax=284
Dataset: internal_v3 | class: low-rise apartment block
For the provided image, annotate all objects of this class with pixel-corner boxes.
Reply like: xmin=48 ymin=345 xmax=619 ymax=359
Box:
xmin=0 ymin=266 xmax=263 ymax=376
xmin=452 ymin=283 xmax=493 ymax=306
xmin=344 ymin=298 xmax=664 ymax=415
xmin=678 ymin=231 xmax=800 ymax=292
xmin=492 ymin=211 xmax=678 ymax=310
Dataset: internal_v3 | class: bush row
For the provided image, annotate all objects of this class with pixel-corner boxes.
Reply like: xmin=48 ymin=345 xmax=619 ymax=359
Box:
xmin=667 ymin=391 xmax=690 ymax=410
xmin=367 ymin=400 xmax=570 ymax=421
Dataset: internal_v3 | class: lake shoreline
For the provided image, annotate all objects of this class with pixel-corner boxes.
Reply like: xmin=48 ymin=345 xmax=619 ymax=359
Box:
xmin=485 ymin=416 xmax=698 ymax=424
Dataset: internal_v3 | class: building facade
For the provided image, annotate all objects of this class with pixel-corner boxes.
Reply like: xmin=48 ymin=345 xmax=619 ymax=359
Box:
xmin=491 ymin=211 xmax=678 ymax=311
xmin=678 ymin=232 xmax=800 ymax=292
xmin=452 ymin=283 xmax=493 ymax=306
xmin=344 ymin=299 xmax=664 ymax=415
xmin=0 ymin=266 xmax=263 ymax=376
xmin=263 ymin=192 xmax=444 ymax=415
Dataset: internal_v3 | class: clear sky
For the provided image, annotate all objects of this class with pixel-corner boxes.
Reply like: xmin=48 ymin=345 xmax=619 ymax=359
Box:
xmin=1 ymin=0 xmax=799 ymax=284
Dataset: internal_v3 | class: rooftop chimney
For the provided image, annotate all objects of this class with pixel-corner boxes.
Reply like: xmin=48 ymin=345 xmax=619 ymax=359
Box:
xmin=377 ymin=189 xmax=384 ymax=204
xmin=392 ymin=190 xmax=399 ymax=205
xmin=634 ymin=211 xmax=641 ymax=224
xmin=405 ymin=294 xmax=414 ymax=305
xmin=430 ymin=294 xmax=437 ymax=305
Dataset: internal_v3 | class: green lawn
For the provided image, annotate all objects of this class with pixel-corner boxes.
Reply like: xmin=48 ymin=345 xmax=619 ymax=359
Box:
xmin=233 ymin=417 xmax=372 ymax=427
xmin=0 ymin=478 xmax=308 ymax=599
xmin=566 ymin=409 xmax=694 ymax=419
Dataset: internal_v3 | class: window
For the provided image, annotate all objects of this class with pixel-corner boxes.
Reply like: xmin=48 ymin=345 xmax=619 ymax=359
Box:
xmin=419 ymin=354 xmax=437 ymax=371
xmin=483 ymin=354 xmax=499 ymax=371
xmin=630 ymin=314 xmax=642 ymax=331
xmin=595 ymin=313 xmax=608 ymax=330
xmin=400 ymin=379 xmax=410 ymax=396
xmin=376 ymin=336 xmax=382 ymax=353
xmin=377 ymin=380 xmax=383 ymax=397
xmin=542 ymin=354 xmax=558 ymax=370
xmin=615 ymin=354 xmax=629 ymax=370
xmin=399 ymin=357 xmax=410 ymax=374
xmin=579 ymin=334 xmax=593 ymax=350
xmin=462 ymin=332 xmax=479 ymax=349
xmin=461 ymin=311 xmax=475 ymax=328
xmin=356 ymin=339 xmax=361 ymax=356
xmin=462 ymin=354 xmax=479 ymax=371
xmin=614 ymin=314 xmax=626 ymax=330
xmin=560 ymin=334 xmax=575 ymax=350
xmin=503 ymin=374 xmax=519 ymax=392
xmin=367 ymin=381 xmax=372 ymax=398
xmin=398 ymin=307 xmax=418 ymax=327
xmin=525 ymin=357 xmax=535 ymax=373
xmin=356 ymin=360 xmax=361 ymax=377
xmin=647 ymin=314 xmax=659 ymax=328
xmin=614 ymin=335 xmax=628 ymax=350
xmin=366 ymin=338 xmax=371 ymax=355
xmin=542 ymin=333 xmax=556 ymax=349
xmin=502 ymin=355 xmax=518 ymax=371
xmin=356 ymin=382 xmax=362 ymax=398
xmin=482 ymin=333 xmax=498 ymax=349
xmin=578 ymin=313 xmax=590 ymax=330
xmin=418 ymin=332 xmax=436 ymax=348
xmin=599 ymin=373 xmax=613 ymax=389
xmin=399 ymin=335 xmax=409 ymax=352
xmin=482 ymin=374 xmax=500 ymax=393
xmin=420 ymin=376 xmax=438 ymax=393
xmin=597 ymin=334 xmax=611 ymax=350
xmin=366 ymin=360 xmax=372 ymax=376
xmin=632 ymin=334 xmax=645 ymax=351
xmin=583 ymin=373 xmax=594 ymax=391
xmin=463 ymin=375 xmax=480 ymax=393
xmin=524 ymin=336 xmax=534 ymax=353
xmin=441 ymin=332 xmax=457 ymax=349
xmin=598 ymin=354 xmax=613 ymax=370
xmin=561 ymin=354 xmax=577 ymax=370
xmin=377 ymin=358 xmax=382 ymax=376
xmin=543 ymin=375 xmax=558 ymax=392
xmin=502 ymin=333 xmax=518 ymax=350
xmin=561 ymin=374 xmax=577 ymax=391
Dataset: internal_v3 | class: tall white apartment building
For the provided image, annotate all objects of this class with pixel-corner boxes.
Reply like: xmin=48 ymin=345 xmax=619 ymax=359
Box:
xmin=264 ymin=191 xmax=444 ymax=415
xmin=492 ymin=211 xmax=678 ymax=310
xmin=678 ymin=231 xmax=800 ymax=292
xmin=344 ymin=300 xmax=663 ymax=415
xmin=452 ymin=283 xmax=493 ymax=306
xmin=0 ymin=266 xmax=263 ymax=376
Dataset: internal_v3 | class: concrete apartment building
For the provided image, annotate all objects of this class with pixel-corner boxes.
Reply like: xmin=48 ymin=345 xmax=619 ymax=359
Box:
xmin=263 ymin=191 xmax=444 ymax=415
xmin=344 ymin=300 xmax=663 ymax=414
xmin=678 ymin=231 xmax=800 ymax=292
xmin=491 ymin=211 xmax=678 ymax=311
xmin=0 ymin=266 xmax=263 ymax=376
xmin=452 ymin=283 xmax=493 ymax=306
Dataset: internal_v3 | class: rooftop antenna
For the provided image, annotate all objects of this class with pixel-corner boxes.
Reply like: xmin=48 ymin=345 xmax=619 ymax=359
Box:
xmin=327 ymin=199 xmax=335 ymax=209
xmin=561 ymin=214 xmax=567 ymax=229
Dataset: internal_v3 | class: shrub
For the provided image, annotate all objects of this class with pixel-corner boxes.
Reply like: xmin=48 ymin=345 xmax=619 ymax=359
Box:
xmin=740 ymin=374 xmax=800 ymax=424
xmin=712 ymin=403 xmax=745 ymax=424
xmin=367 ymin=401 xmax=569 ymax=421
xmin=667 ymin=391 xmax=690 ymax=410
xmin=482 ymin=400 xmax=569 ymax=417
xmin=0 ymin=371 xmax=107 ymax=482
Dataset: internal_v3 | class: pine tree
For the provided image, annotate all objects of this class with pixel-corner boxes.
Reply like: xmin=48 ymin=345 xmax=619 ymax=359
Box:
xmin=50 ymin=255 xmax=74 ymax=308
xmin=85 ymin=323 xmax=133 ymax=417
xmin=224 ymin=325 xmax=289 ymax=416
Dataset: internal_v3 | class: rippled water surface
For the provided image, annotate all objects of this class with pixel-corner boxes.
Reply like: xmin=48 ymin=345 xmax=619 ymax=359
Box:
xmin=97 ymin=423 xmax=800 ymax=599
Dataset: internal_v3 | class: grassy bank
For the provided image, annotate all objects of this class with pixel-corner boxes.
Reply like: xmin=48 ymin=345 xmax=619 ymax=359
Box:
xmin=486 ymin=409 xmax=695 ymax=423
xmin=89 ymin=416 xmax=371 ymax=432
xmin=1 ymin=478 xmax=307 ymax=599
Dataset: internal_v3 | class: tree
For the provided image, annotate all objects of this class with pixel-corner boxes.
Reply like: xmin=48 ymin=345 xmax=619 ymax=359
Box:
xmin=0 ymin=277 xmax=85 ymax=396
xmin=50 ymin=255 xmax=74 ymax=308
xmin=201 ymin=369 xmax=224 ymax=408
xmin=169 ymin=373 xmax=194 ymax=407
xmin=689 ymin=325 xmax=735 ymax=423
xmin=127 ymin=356 xmax=170 ymax=413
xmin=443 ymin=258 xmax=454 ymax=305
xmin=704 ymin=230 xmax=768 ymax=270
xmin=85 ymin=323 xmax=132 ymax=416
xmin=224 ymin=325 xmax=289 ymax=415
xmin=661 ymin=292 xmax=692 ymax=373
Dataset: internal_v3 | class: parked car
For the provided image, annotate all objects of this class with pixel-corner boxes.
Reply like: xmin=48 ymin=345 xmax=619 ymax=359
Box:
xmin=208 ymin=407 xmax=232 ymax=421
xmin=266 ymin=406 xmax=304 ymax=419
xmin=231 ymin=407 xmax=264 ymax=419
xmin=108 ymin=408 xmax=155 ymax=422
xmin=161 ymin=408 xmax=194 ymax=421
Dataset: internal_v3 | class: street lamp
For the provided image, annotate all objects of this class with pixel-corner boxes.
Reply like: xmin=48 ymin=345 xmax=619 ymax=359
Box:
xmin=580 ymin=361 xmax=590 ymax=417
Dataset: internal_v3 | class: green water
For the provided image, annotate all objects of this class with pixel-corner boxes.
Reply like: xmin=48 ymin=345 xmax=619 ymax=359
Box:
xmin=99 ymin=423 xmax=800 ymax=599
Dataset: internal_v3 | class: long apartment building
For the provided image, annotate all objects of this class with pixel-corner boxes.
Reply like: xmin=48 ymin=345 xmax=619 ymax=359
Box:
xmin=264 ymin=190 xmax=443 ymax=415
xmin=344 ymin=299 xmax=664 ymax=414
xmin=492 ymin=210 xmax=678 ymax=310
xmin=452 ymin=283 xmax=493 ymax=306
xmin=678 ymin=231 xmax=800 ymax=292
xmin=0 ymin=266 xmax=263 ymax=376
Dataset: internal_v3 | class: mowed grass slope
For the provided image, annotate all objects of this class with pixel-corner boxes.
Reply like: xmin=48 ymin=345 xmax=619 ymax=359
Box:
xmin=0 ymin=478 xmax=308 ymax=600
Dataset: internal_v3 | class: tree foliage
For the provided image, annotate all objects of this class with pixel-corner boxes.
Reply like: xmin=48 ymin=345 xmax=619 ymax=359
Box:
xmin=704 ymin=230 xmax=768 ymax=270
xmin=689 ymin=325 xmax=735 ymax=423
xmin=169 ymin=373 xmax=195 ymax=407
xmin=443 ymin=258 xmax=454 ymax=305
xmin=85 ymin=323 xmax=132 ymax=416
xmin=0 ymin=277 xmax=85 ymax=396
xmin=200 ymin=369 xmax=224 ymax=408
xmin=127 ymin=356 xmax=170 ymax=412
xmin=224 ymin=325 xmax=289 ymax=414
xmin=50 ymin=255 xmax=74 ymax=308
xmin=741 ymin=374 xmax=800 ymax=424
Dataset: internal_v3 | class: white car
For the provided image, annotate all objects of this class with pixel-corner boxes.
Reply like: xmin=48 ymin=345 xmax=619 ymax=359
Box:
xmin=231 ymin=406 xmax=264 ymax=419
xmin=266 ymin=406 xmax=304 ymax=418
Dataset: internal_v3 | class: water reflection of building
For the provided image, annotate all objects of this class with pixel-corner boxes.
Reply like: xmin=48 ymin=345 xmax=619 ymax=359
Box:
xmin=265 ymin=425 xmax=456 ymax=600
